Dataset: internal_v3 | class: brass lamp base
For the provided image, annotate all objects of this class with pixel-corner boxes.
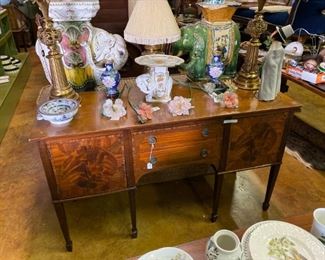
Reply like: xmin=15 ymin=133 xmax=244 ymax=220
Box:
xmin=50 ymin=87 xmax=81 ymax=101
xmin=233 ymin=10 xmax=267 ymax=91
xmin=233 ymin=71 xmax=261 ymax=91
xmin=36 ymin=1 xmax=80 ymax=103
xmin=47 ymin=51 xmax=81 ymax=102
xmin=143 ymin=44 xmax=164 ymax=55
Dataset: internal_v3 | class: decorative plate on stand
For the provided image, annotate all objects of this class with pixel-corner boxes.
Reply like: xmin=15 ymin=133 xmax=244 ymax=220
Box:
xmin=135 ymin=54 xmax=184 ymax=68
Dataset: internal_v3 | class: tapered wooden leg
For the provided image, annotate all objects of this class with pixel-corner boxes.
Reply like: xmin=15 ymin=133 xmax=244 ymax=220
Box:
xmin=53 ymin=202 xmax=73 ymax=251
xmin=128 ymin=189 xmax=138 ymax=238
xmin=263 ymin=164 xmax=281 ymax=211
xmin=211 ymin=167 xmax=224 ymax=222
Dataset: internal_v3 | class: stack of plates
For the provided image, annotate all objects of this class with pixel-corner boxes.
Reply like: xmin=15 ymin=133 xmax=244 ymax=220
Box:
xmin=0 ymin=55 xmax=21 ymax=74
xmin=241 ymin=221 xmax=325 ymax=260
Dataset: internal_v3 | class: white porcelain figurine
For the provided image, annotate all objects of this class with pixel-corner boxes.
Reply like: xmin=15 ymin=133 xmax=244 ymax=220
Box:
xmin=135 ymin=54 xmax=184 ymax=103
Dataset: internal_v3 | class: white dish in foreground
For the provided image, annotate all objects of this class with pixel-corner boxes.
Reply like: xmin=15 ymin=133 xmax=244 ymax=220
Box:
xmin=249 ymin=221 xmax=325 ymax=260
xmin=241 ymin=221 xmax=273 ymax=260
xmin=138 ymin=247 xmax=193 ymax=260
xmin=135 ymin=54 xmax=184 ymax=68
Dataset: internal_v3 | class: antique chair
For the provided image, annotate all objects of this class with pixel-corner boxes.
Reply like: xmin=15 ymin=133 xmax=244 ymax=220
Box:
xmin=290 ymin=0 xmax=325 ymax=35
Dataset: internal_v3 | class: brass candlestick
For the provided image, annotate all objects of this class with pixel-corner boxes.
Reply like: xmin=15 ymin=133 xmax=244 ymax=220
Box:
xmin=233 ymin=1 xmax=267 ymax=90
xmin=35 ymin=0 xmax=80 ymax=101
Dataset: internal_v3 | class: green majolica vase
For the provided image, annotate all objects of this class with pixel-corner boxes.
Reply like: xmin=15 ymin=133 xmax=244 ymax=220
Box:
xmin=172 ymin=19 xmax=240 ymax=81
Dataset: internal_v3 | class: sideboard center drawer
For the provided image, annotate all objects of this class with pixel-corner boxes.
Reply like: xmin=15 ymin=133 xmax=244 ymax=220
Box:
xmin=132 ymin=123 xmax=222 ymax=183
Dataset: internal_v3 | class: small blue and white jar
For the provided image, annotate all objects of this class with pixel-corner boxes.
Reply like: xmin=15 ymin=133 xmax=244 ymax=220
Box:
xmin=100 ymin=63 xmax=121 ymax=99
xmin=207 ymin=54 xmax=224 ymax=85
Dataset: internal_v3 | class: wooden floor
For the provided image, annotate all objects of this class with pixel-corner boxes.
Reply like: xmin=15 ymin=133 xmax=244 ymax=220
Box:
xmin=0 ymin=50 xmax=324 ymax=259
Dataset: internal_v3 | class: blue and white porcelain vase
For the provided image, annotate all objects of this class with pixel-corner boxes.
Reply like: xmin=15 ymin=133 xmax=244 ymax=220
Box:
xmin=207 ymin=54 xmax=224 ymax=84
xmin=100 ymin=63 xmax=121 ymax=99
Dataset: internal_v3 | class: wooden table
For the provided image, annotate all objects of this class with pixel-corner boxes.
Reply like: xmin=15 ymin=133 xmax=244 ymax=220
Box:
xmin=176 ymin=214 xmax=313 ymax=260
xmin=30 ymin=77 xmax=300 ymax=251
xmin=130 ymin=214 xmax=313 ymax=260
xmin=281 ymin=70 xmax=325 ymax=98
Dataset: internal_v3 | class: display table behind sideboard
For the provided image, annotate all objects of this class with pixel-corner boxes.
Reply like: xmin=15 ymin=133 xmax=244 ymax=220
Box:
xmin=30 ymin=78 xmax=300 ymax=251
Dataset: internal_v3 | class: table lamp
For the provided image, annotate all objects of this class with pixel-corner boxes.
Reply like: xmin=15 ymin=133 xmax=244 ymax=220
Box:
xmin=124 ymin=0 xmax=180 ymax=54
xmin=233 ymin=0 xmax=267 ymax=90
xmin=124 ymin=0 xmax=183 ymax=103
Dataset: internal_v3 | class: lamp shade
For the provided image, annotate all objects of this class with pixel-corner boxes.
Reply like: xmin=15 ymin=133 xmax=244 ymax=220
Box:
xmin=124 ymin=0 xmax=181 ymax=45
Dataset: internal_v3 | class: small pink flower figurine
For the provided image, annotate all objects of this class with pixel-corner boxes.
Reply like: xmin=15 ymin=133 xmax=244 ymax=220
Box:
xmin=137 ymin=102 xmax=153 ymax=121
xmin=222 ymin=92 xmax=239 ymax=108
xmin=168 ymin=96 xmax=194 ymax=116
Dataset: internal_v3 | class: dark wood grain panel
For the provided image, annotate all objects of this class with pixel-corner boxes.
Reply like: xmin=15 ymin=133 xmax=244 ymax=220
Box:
xmin=225 ymin=112 xmax=289 ymax=171
xmin=92 ymin=0 xmax=128 ymax=35
xmin=46 ymin=134 xmax=127 ymax=199
xmin=132 ymin=122 xmax=223 ymax=183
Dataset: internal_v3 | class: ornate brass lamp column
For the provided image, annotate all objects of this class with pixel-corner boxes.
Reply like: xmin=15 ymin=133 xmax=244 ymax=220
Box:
xmin=233 ymin=1 xmax=267 ymax=90
xmin=35 ymin=0 xmax=80 ymax=101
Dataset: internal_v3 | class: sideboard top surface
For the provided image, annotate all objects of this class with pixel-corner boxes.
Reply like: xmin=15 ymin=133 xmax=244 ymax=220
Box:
xmin=30 ymin=78 xmax=300 ymax=141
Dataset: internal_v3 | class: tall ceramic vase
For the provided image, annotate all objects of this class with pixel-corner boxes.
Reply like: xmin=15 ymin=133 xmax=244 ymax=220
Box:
xmin=200 ymin=3 xmax=241 ymax=78
xmin=35 ymin=0 xmax=128 ymax=91
xmin=172 ymin=3 xmax=240 ymax=81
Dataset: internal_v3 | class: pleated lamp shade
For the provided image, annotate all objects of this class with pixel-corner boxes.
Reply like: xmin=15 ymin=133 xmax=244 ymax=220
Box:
xmin=124 ymin=0 xmax=181 ymax=45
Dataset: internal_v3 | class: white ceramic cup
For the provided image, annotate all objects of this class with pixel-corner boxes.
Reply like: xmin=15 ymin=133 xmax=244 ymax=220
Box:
xmin=310 ymin=208 xmax=325 ymax=245
xmin=211 ymin=229 xmax=241 ymax=260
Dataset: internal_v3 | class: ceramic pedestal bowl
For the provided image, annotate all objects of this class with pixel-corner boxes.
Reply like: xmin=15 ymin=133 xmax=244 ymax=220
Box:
xmin=37 ymin=98 xmax=79 ymax=125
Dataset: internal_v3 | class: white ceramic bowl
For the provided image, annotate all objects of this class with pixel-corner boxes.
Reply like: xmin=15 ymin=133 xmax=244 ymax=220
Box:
xmin=37 ymin=98 xmax=79 ymax=125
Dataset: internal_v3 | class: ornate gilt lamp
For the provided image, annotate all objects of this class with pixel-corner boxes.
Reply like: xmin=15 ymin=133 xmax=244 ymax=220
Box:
xmin=233 ymin=0 xmax=267 ymax=90
xmin=34 ymin=0 xmax=80 ymax=101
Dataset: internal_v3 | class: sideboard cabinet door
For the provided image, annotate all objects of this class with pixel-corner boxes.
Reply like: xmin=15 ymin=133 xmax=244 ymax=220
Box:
xmin=45 ymin=134 xmax=127 ymax=200
xmin=225 ymin=112 xmax=289 ymax=171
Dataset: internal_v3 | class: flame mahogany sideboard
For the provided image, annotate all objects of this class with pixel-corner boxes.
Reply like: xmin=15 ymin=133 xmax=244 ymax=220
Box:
xmin=30 ymin=78 xmax=300 ymax=251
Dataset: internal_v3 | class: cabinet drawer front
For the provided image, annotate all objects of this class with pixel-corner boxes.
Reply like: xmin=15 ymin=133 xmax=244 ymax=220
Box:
xmin=46 ymin=135 xmax=127 ymax=200
xmin=225 ymin=112 xmax=288 ymax=171
xmin=132 ymin=122 xmax=222 ymax=183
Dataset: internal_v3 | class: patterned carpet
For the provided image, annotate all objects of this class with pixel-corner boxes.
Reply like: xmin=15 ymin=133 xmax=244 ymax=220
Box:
xmin=286 ymin=131 xmax=325 ymax=171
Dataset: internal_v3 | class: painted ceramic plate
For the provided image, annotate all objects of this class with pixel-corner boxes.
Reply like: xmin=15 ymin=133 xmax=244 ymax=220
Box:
xmin=241 ymin=221 xmax=273 ymax=260
xmin=138 ymin=247 xmax=193 ymax=260
xmin=135 ymin=54 xmax=184 ymax=68
xmin=284 ymin=42 xmax=304 ymax=56
xmin=249 ymin=221 xmax=325 ymax=260
xmin=0 ymin=55 xmax=9 ymax=61
xmin=1 ymin=59 xmax=11 ymax=65
xmin=11 ymin=58 xmax=21 ymax=65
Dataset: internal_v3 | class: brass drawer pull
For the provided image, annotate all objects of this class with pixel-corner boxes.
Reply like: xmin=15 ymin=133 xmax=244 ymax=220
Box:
xmin=223 ymin=119 xmax=238 ymax=124
xmin=148 ymin=136 xmax=157 ymax=144
xmin=200 ymin=148 xmax=208 ymax=158
xmin=201 ymin=128 xmax=209 ymax=137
